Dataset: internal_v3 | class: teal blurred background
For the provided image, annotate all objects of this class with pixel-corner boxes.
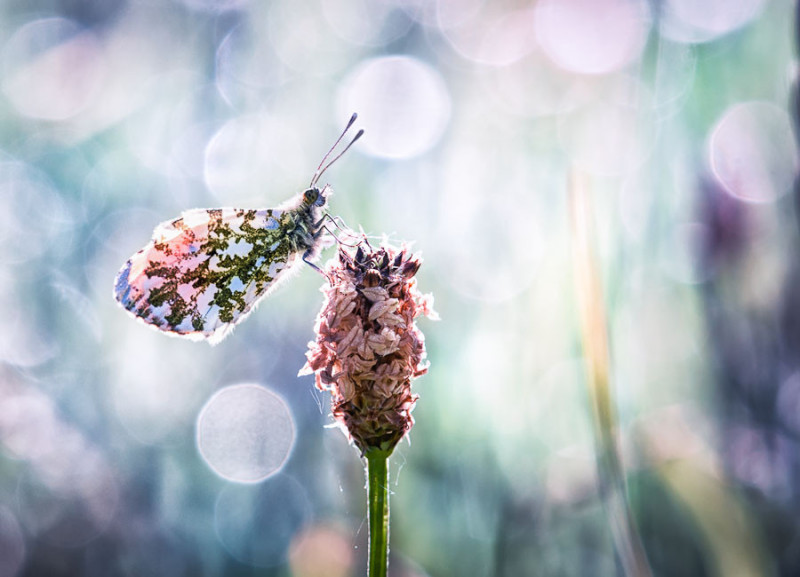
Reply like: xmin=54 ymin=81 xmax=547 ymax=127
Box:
xmin=0 ymin=0 xmax=798 ymax=575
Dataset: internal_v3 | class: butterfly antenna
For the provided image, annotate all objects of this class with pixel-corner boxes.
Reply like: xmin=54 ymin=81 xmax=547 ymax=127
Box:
xmin=310 ymin=113 xmax=359 ymax=187
xmin=312 ymin=129 xmax=364 ymax=186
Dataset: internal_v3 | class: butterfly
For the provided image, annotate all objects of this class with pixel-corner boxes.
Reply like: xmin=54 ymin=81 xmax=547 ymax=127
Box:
xmin=114 ymin=113 xmax=363 ymax=345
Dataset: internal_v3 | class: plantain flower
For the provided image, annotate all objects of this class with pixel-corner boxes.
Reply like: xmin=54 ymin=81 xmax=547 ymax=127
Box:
xmin=299 ymin=241 xmax=436 ymax=455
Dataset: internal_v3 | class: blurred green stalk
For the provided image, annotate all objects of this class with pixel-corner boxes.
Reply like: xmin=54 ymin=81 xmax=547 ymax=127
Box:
xmin=366 ymin=448 xmax=390 ymax=577
xmin=570 ymin=171 xmax=653 ymax=577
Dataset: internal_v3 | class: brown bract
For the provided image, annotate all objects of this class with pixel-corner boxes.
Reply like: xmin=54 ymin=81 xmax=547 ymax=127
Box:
xmin=299 ymin=242 xmax=436 ymax=455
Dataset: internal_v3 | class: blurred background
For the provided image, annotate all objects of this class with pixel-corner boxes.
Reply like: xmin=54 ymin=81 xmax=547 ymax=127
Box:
xmin=0 ymin=0 xmax=798 ymax=575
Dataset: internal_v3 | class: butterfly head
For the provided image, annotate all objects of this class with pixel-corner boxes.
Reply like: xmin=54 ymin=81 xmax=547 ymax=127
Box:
xmin=302 ymin=185 xmax=330 ymax=208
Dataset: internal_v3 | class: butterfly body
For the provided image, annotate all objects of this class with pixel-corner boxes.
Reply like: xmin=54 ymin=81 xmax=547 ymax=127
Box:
xmin=114 ymin=113 xmax=363 ymax=345
xmin=114 ymin=185 xmax=330 ymax=344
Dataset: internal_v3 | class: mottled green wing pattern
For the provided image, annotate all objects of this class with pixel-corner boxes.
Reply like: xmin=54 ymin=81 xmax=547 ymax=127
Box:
xmin=114 ymin=207 xmax=301 ymax=344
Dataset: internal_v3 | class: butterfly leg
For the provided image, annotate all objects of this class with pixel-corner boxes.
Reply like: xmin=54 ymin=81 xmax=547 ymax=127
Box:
xmin=315 ymin=213 xmax=356 ymax=238
xmin=302 ymin=251 xmax=331 ymax=281
xmin=324 ymin=215 xmax=381 ymax=250
xmin=323 ymin=225 xmax=365 ymax=248
xmin=311 ymin=214 xmax=361 ymax=248
xmin=323 ymin=213 xmax=352 ymax=232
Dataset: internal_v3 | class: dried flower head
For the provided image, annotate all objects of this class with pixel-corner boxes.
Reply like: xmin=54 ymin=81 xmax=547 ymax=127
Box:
xmin=299 ymin=241 xmax=436 ymax=455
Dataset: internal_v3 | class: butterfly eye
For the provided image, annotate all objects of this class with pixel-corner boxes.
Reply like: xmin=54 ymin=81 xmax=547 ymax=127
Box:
xmin=303 ymin=189 xmax=318 ymax=204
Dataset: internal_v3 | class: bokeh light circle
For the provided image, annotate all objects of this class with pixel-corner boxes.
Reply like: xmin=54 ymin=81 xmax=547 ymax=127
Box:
xmin=534 ymin=0 xmax=651 ymax=75
xmin=437 ymin=140 xmax=549 ymax=302
xmin=214 ymin=475 xmax=310 ymax=567
xmin=322 ymin=0 xmax=413 ymax=47
xmin=288 ymin=524 xmax=354 ymax=577
xmin=204 ymin=113 xmax=307 ymax=204
xmin=1 ymin=18 xmax=105 ymax=121
xmin=15 ymin=460 xmax=118 ymax=548
xmin=659 ymin=0 xmax=766 ymax=43
xmin=0 ymin=161 xmax=74 ymax=265
xmin=437 ymin=6 xmax=537 ymax=66
xmin=197 ymin=384 xmax=295 ymax=483
xmin=558 ymin=78 xmax=656 ymax=176
xmin=709 ymin=101 xmax=797 ymax=204
xmin=267 ymin=1 xmax=348 ymax=75
xmin=215 ymin=25 xmax=284 ymax=108
xmin=337 ymin=56 xmax=451 ymax=159
xmin=474 ymin=9 xmax=537 ymax=66
xmin=436 ymin=0 xmax=486 ymax=30
xmin=109 ymin=334 xmax=209 ymax=447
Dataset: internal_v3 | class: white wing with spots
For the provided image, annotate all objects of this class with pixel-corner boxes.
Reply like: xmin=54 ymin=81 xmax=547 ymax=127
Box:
xmin=114 ymin=206 xmax=303 ymax=344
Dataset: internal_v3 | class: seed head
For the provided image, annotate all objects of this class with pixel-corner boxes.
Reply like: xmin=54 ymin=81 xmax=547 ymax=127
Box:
xmin=299 ymin=242 xmax=436 ymax=454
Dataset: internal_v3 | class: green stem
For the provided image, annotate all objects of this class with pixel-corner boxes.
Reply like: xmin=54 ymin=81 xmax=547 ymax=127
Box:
xmin=570 ymin=172 xmax=652 ymax=577
xmin=366 ymin=449 xmax=390 ymax=577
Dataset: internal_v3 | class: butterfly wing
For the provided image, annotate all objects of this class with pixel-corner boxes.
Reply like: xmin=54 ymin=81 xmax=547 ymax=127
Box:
xmin=114 ymin=207 xmax=300 ymax=344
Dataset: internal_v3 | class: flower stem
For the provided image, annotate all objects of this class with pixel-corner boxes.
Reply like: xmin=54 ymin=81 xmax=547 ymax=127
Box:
xmin=366 ymin=448 xmax=390 ymax=577
xmin=570 ymin=171 xmax=652 ymax=577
